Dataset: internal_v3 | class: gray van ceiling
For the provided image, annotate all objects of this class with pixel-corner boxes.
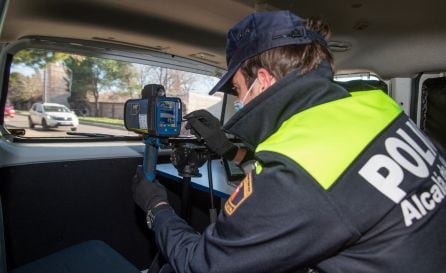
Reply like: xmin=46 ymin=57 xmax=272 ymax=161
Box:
xmin=1 ymin=0 xmax=445 ymax=79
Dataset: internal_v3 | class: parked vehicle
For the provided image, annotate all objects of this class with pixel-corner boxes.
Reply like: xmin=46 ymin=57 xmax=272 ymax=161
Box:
xmin=28 ymin=102 xmax=79 ymax=131
xmin=4 ymin=105 xmax=15 ymax=118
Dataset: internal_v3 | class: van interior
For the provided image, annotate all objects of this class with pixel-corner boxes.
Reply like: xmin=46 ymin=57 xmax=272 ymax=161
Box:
xmin=0 ymin=0 xmax=445 ymax=272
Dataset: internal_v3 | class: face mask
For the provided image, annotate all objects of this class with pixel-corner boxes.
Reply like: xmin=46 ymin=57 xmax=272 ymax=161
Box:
xmin=233 ymin=78 xmax=257 ymax=112
xmin=233 ymin=100 xmax=244 ymax=112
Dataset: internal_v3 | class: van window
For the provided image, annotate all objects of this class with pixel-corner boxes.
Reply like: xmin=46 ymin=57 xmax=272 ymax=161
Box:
xmin=5 ymin=48 xmax=222 ymax=138
xmin=334 ymin=73 xmax=388 ymax=93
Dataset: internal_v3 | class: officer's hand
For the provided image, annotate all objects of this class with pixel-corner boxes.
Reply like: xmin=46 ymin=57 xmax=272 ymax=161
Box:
xmin=131 ymin=167 xmax=168 ymax=213
xmin=184 ymin=110 xmax=238 ymax=160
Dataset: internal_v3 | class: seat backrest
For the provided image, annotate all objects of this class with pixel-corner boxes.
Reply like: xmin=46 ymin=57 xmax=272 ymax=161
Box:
xmin=0 ymin=197 xmax=7 ymax=273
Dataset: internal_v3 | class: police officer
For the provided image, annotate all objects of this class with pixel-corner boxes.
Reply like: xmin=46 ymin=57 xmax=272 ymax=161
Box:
xmin=132 ymin=10 xmax=446 ymax=273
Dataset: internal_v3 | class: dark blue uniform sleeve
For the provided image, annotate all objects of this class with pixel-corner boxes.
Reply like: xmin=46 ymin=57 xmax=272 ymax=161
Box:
xmin=152 ymin=159 xmax=357 ymax=273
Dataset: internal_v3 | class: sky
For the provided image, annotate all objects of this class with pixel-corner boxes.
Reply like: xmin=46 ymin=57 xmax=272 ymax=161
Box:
xmin=11 ymin=63 xmax=36 ymax=76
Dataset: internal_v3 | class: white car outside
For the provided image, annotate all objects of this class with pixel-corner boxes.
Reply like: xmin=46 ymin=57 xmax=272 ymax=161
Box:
xmin=29 ymin=102 xmax=79 ymax=131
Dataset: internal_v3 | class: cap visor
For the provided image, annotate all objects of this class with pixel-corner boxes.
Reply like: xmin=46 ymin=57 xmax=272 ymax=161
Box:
xmin=208 ymin=63 xmax=240 ymax=95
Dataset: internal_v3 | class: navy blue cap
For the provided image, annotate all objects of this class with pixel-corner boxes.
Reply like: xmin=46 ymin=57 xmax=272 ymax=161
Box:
xmin=209 ymin=10 xmax=328 ymax=95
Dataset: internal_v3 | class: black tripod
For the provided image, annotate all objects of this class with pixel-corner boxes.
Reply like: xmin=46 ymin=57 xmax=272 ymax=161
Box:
xmin=170 ymin=140 xmax=209 ymax=220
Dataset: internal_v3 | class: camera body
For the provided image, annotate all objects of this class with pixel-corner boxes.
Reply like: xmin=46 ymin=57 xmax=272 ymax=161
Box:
xmin=124 ymin=84 xmax=210 ymax=179
xmin=124 ymin=84 xmax=182 ymax=137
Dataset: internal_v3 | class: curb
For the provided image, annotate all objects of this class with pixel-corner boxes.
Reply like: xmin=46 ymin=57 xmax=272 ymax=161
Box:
xmin=79 ymin=120 xmax=125 ymax=130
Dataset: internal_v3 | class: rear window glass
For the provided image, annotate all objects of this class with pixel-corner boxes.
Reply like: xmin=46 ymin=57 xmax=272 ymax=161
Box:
xmin=5 ymin=48 xmax=222 ymax=138
xmin=334 ymin=73 xmax=380 ymax=82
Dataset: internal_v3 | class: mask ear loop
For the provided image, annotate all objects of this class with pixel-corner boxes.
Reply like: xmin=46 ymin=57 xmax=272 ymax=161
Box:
xmin=241 ymin=78 xmax=258 ymax=104
xmin=233 ymin=78 xmax=258 ymax=112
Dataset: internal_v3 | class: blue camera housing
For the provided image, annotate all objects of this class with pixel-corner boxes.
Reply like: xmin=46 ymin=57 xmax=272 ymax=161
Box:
xmin=124 ymin=96 xmax=182 ymax=137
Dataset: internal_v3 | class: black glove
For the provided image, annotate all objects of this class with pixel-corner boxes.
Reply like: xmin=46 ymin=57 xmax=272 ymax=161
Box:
xmin=184 ymin=110 xmax=238 ymax=160
xmin=131 ymin=167 xmax=168 ymax=213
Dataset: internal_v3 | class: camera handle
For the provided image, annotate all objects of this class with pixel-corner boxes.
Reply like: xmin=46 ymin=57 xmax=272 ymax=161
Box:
xmin=144 ymin=139 xmax=214 ymax=273
xmin=142 ymin=136 xmax=160 ymax=182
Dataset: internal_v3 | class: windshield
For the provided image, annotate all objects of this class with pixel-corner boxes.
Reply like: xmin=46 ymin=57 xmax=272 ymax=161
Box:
xmin=44 ymin=105 xmax=70 ymax=113
xmin=4 ymin=48 xmax=222 ymax=139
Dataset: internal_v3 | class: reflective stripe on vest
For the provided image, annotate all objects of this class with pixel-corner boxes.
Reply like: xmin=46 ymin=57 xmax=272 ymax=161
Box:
xmin=256 ymin=90 xmax=402 ymax=190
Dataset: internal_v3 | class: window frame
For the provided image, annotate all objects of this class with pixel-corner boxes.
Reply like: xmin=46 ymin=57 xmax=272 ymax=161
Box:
xmin=0 ymin=36 xmax=226 ymax=141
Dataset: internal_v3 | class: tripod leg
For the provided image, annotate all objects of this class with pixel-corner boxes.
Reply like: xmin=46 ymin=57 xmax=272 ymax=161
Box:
xmin=180 ymin=177 xmax=192 ymax=220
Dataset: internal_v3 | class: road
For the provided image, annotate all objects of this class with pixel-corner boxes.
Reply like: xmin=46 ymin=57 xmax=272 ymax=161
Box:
xmin=4 ymin=114 xmax=137 ymax=137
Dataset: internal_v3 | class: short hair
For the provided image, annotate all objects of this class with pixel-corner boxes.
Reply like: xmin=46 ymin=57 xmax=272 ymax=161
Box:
xmin=239 ymin=17 xmax=333 ymax=87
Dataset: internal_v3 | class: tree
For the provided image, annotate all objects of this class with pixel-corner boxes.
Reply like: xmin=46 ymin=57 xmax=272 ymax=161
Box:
xmin=13 ymin=49 xmax=70 ymax=69
xmin=64 ymin=55 xmax=137 ymax=116
xmin=8 ymin=72 xmax=29 ymax=103
xmin=8 ymin=71 xmax=43 ymax=109
xmin=64 ymin=55 xmax=94 ymax=115
xmin=136 ymin=66 xmax=198 ymax=95
xmin=114 ymin=61 xmax=139 ymax=97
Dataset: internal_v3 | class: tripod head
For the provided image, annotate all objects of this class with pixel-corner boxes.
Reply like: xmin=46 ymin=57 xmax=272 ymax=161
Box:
xmin=169 ymin=138 xmax=211 ymax=177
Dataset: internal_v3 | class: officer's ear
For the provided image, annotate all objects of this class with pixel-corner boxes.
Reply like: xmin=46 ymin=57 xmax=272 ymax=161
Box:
xmin=256 ymin=68 xmax=276 ymax=92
